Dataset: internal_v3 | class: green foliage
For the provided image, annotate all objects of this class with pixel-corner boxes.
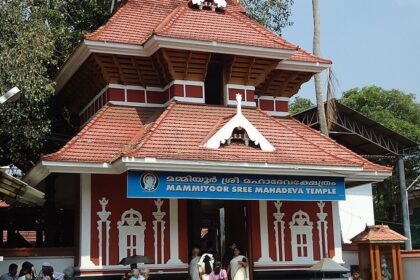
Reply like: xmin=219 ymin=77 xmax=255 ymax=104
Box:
xmin=0 ymin=0 xmax=55 ymax=171
xmin=341 ymin=86 xmax=420 ymax=142
xmin=0 ymin=0 xmax=112 ymax=171
xmin=341 ymin=86 xmax=420 ymax=248
xmin=240 ymin=0 xmax=294 ymax=35
xmin=289 ymin=97 xmax=314 ymax=115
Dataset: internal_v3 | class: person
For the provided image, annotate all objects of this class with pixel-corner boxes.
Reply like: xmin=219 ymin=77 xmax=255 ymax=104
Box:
xmin=189 ymin=246 xmax=201 ymax=280
xmin=122 ymin=264 xmax=137 ymax=280
xmin=0 ymin=264 xmax=18 ymax=280
xmin=18 ymin=262 xmax=34 ymax=280
xmin=222 ymin=243 xmax=236 ymax=270
xmin=350 ymin=270 xmax=363 ymax=280
xmin=130 ymin=269 xmax=140 ymax=280
xmin=40 ymin=267 xmax=53 ymax=280
xmin=228 ymin=247 xmax=247 ymax=280
xmin=139 ymin=268 xmax=149 ymax=280
xmin=39 ymin=263 xmax=64 ymax=280
xmin=209 ymin=262 xmax=227 ymax=280
xmin=198 ymin=250 xmax=214 ymax=280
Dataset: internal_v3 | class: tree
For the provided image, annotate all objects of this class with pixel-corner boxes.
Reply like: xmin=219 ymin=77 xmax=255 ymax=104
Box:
xmin=0 ymin=0 xmax=55 ymax=171
xmin=0 ymin=0 xmax=112 ymax=171
xmin=341 ymin=86 xmax=420 ymax=142
xmin=289 ymin=97 xmax=314 ymax=115
xmin=340 ymin=86 xmax=420 ymax=248
xmin=240 ymin=0 xmax=294 ymax=35
xmin=311 ymin=0 xmax=328 ymax=136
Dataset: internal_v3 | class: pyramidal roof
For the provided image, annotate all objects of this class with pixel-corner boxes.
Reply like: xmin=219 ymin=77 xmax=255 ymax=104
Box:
xmin=351 ymin=225 xmax=407 ymax=243
xmin=85 ymin=0 xmax=331 ymax=64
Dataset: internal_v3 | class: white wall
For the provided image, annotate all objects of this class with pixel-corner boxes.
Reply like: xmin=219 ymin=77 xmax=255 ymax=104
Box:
xmin=0 ymin=256 xmax=74 ymax=275
xmin=339 ymin=184 xmax=375 ymax=243
xmin=403 ymin=257 xmax=420 ymax=280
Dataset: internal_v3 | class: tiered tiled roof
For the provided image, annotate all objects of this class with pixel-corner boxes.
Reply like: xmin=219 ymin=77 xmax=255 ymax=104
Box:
xmin=351 ymin=225 xmax=407 ymax=243
xmin=43 ymin=103 xmax=391 ymax=174
xmin=85 ymin=0 xmax=330 ymax=64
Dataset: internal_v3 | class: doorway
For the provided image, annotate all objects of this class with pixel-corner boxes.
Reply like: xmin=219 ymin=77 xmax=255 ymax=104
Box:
xmin=187 ymin=200 xmax=250 ymax=263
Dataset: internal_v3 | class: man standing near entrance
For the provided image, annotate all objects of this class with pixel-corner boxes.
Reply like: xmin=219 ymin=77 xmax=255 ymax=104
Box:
xmin=1 ymin=264 xmax=18 ymax=280
xmin=189 ymin=246 xmax=201 ymax=280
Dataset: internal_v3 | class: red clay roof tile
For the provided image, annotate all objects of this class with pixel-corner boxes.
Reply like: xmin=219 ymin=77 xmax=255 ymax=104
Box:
xmin=44 ymin=103 xmax=392 ymax=175
xmin=85 ymin=0 xmax=330 ymax=64
xmin=351 ymin=225 xmax=407 ymax=243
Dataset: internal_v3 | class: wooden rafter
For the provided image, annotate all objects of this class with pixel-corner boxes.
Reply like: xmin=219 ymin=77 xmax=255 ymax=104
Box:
xmin=160 ymin=49 xmax=177 ymax=79
xmin=112 ymin=55 xmax=126 ymax=84
xmin=253 ymin=60 xmax=279 ymax=86
xmin=245 ymin=57 xmax=256 ymax=85
xmin=276 ymin=72 xmax=299 ymax=97
xmin=258 ymin=70 xmax=282 ymax=96
xmin=184 ymin=51 xmax=193 ymax=79
xmin=149 ymin=54 xmax=165 ymax=86
xmin=130 ymin=57 xmax=146 ymax=87
xmin=153 ymin=51 xmax=170 ymax=85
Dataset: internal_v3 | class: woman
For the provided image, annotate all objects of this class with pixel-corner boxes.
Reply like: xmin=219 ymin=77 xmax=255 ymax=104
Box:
xmin=18 ymin=262 xmax=35 ymax=280
xmin=228 ymin=247 xmax=248 ymax=280
xmin=198 ymin=252 xmax=214 ymax=280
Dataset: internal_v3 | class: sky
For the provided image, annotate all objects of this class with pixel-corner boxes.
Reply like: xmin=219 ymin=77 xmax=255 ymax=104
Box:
xmin=281 ymin=0 xmax=420 ymax=103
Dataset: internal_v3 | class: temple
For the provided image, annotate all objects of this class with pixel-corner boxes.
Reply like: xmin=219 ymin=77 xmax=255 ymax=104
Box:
xmin=8 ymin=0 xmax=394 ymax=279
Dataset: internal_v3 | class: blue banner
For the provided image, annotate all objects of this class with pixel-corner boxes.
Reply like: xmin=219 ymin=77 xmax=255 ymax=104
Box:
xmin=127 ymin=171 xmax=345 ymax=201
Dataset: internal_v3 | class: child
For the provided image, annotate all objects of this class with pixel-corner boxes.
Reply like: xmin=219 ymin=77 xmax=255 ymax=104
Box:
xmin=209 ymin=262 xmax=227 ymax=280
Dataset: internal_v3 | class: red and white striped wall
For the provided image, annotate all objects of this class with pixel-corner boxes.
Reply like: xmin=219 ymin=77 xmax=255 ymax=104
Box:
xmin=77 ymin=173 xmax=343 ymax=276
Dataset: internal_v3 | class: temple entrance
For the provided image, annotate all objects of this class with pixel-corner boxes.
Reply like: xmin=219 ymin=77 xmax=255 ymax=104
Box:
xmin=187 ymin=200 xmax=250 ymax=263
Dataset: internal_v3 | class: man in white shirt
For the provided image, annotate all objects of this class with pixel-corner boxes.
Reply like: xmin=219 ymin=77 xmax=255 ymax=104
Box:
xmin=0 ymin=264 xmax=18 ymax=280
xmin=38 ymin=263 xmax=64 ymax=280
xmin=189 ymin=246 xmax=201 ymax=280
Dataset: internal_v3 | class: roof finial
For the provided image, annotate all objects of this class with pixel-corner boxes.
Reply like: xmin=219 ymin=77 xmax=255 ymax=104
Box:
xmin=236 ymin=93 xmax=242 ymax=115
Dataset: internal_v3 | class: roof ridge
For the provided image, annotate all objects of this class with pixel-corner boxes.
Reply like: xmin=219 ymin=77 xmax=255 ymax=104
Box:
xmin=226 ymin=9 xmax=297 ymax=50
xmin=154 ymin=4 xmax=188 ymax=34
xmin=256 ymin=109 xmax=361 ymax=166
xmin=43 ymin=104 xmax=113 ymax=160
xmin=124 ymin=102 xmax=178 ymax=155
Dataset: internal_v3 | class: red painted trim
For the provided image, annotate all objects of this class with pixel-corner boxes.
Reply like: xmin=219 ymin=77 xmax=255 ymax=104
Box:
xmin=127 ymin=89 xmax=146 ymax=103
xmin=275 ymin=100 xmax=288 ymax=112
xmin=108 ymin=88 xmax=125 ymax=101
xmin=173 ymin=85 xmax=184 ymax=97
xmin=185 ymin=85 xmax=203 ymax=98
xmin=246 ymin=90 xmax=255 ymax=102
xmin=259 ymin=99 xmax=274 ymax=111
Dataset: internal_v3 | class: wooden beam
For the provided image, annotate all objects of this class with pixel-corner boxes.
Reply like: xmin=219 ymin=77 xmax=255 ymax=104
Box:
xmin=375 ymin=245 xmax=382 ymax=280
xmin=245 ymin=57 xmax=256 ymax=85
xmin=202 ymin=53 xmax=212 ymax=79
xmin=276 ymin=71 xmax=299 ymax=97
xmin=184 ymin=51 xmax=193 ymax=80
xmin=253 ymin=60 xmax=279 ymax=86
xmin=160 ymin=49 xmax=177 ymax=80
xmin=392 ymin=245 xmax=398 ymax=280
xmin=112 ymin=55 xmax=126 ymax=84
xmin=369 ymin=244 xmax=376 ymax=280
xmin=258 ymin=70 xmax=282 ymax=96
xmin=130 ymin=58 xmax=146 ymax=87
xmin=154 ymin=50 xmax=170 ymax=84
xmin=225 ymin=55 xmax=236 ymax=82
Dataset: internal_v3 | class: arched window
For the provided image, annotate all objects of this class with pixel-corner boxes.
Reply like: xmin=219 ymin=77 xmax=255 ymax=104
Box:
xmin=117 ymin=208 xmax=147 ymax=259
xmin=289 ymin=210 xmax=314 ymax=262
